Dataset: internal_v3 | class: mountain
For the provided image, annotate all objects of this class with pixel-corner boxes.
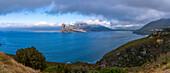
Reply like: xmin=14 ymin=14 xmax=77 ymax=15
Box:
xmin=97 ymin=28 xmax=170 ymax=71
xmin=134 ymin=18 xmax=170 ymax=35
xmin=60 ymin=23 xmax=115 ymax=33
xmin=0 ymin=52 xmax=39 ymax=73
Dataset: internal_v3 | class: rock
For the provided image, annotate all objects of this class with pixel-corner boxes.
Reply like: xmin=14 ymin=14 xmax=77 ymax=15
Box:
xmin=62 ymin=23 xmax=67 ymax=29
xmin=0 ymin=44 xmax=1 ymax=46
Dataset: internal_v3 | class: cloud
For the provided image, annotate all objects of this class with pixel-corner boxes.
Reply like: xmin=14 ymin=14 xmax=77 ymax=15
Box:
xmin=0 ymin=0 xmax=52 ymax=14
xmin=48 ymin=0 xmax=170 ymax=24
xmin=0 ymin=21 xmax=60 ymax=28
xmin=1 ymin=0 xmax=170 ymax=26
xmin=75 ymin=20 xmax=111 ymax=27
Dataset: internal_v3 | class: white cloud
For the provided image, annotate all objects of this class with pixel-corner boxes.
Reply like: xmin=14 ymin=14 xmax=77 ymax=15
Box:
xmin=0 ymin=19 xmax=142 ymax=29
xmin=76 ymin=20 xmax=111 ymax=27
xmin=112 ymin=24 xmax=140 ymax=28
xmin=0 ymin=21 xmax=60 ymax=28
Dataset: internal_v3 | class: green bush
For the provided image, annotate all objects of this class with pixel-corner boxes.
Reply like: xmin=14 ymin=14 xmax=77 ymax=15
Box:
xmin=163 ymin=28 xmax=170 ymax=32
xmin=45 ymin=64 xmax=71 ymax=73
xmin=100 ymin=67 xmax=126 ymax=73
xmin=14 ymin=46 xmax=47 ymax=70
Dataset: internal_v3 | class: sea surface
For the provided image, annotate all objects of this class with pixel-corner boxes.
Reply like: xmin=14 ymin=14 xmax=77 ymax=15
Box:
xmin=0 ymin=31 xmax=147 ymax=63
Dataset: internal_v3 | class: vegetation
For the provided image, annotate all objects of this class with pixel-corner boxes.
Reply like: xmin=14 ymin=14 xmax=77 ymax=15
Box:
xmin=163 ymin=64 xmax=170 ymax=70
xmin=0 ymin=52 xmax=39 ymax=73
xmin=14 ymin=46 xmax=47 ymax=71
xmin=97 ymin=30 xmax=170 ymax=69
xmin=45 ymin=64 xmax=71 ymax=73
xmin=100 ymin=67 xmax=126 ymax=73
xmin=163 ymin=28 xmax=170 ymax=32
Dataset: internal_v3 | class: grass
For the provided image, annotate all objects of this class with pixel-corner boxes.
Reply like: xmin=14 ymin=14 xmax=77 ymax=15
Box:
xmin=0 ymin=52 xmax=40 ymax=73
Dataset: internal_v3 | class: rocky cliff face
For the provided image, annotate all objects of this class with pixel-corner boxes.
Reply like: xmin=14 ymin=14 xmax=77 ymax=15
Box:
xmin=97 ymin=30 xmax=170 ymax=67
xmin=62 ymin=24 xmax=67 ymax=29
xmin=60 ymin=23 xmax=114 ymax=33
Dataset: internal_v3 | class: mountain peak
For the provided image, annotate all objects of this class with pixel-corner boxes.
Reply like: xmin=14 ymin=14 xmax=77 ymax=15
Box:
xmin=134 ymin=18 xmax=170 ymax=35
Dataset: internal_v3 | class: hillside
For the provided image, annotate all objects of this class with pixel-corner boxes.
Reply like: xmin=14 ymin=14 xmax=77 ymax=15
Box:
xmin=97 ymin=28 xmax=170 ymax=72
xmin=60 ymin=23 xmax=114 ymax=33
xmin=134 ymin=18 xmax=170 ymax=35
xmin=0 ymin=52 xmax=40 ymax=73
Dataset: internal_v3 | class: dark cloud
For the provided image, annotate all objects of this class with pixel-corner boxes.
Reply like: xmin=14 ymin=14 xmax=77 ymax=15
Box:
xmin=0 ymin=0 xmax=170 ymax=25
xmin=47 ymin=0 xmax=170 ymax=25
xmin=0 ymin=0 xmax=52 ymax=14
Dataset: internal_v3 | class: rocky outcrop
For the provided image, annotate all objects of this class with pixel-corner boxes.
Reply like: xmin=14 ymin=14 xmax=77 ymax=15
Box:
xmin=62 ymin=24 xmax=67 ymax=29
xmin=60 ymin=24 xmax=75 ymax=33
xmin=60 ymin=23 xmax=114 ymax=33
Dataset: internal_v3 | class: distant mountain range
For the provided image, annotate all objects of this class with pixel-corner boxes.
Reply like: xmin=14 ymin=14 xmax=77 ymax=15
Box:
xmin=60 ymin=23 xmax=131 ymax=33
xmin=134 ymin=18 xmax=170 ymax=35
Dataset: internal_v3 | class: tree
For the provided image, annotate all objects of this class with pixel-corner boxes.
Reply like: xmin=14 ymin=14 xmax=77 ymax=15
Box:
xmin=14 ymin=46 xmax=47 ymax=70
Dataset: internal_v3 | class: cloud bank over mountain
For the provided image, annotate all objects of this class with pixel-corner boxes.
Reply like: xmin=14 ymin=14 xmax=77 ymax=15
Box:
xmin=0 ymin=0 xmax=170 ymax=27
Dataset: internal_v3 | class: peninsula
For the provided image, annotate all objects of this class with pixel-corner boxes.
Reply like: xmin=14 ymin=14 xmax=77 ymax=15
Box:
xmin=60 ymin=23 xmax=114 ymax=33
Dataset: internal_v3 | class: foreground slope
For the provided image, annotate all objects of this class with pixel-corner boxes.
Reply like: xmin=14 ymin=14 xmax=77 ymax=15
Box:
xmin=97 ymin=29 xmax=170 ymax=68
xmin=0 ymin=52 xmax=40 ymax=73
xmin=134 ymin=18 xmax=170 ymax=35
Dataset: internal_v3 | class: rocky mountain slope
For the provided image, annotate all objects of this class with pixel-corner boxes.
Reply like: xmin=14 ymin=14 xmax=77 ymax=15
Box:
xmin=60 ymin=23 xmax=114 ymax=33
xmin=0 ymin=52 xmax=40 ymax=73
xmin=134 ymin=18 xmax=170 ymax=35
xmin=97 ymin=28 xmax=170 ymax=70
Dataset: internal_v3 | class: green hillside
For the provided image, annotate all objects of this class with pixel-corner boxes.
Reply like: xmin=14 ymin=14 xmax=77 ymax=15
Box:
xmin=134 ymin=18 xmax=170 ymax=35
xmin=97 ymin=28 xmax=170 ymax=69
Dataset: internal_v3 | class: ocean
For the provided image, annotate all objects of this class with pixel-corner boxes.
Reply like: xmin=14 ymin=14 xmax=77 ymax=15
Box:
xmin=0 ymin=31 xmax=146 ymax=63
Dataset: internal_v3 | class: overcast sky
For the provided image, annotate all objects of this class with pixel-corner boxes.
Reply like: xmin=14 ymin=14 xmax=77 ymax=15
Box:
xmin=0 ymin=0 xmax=170 ymax=28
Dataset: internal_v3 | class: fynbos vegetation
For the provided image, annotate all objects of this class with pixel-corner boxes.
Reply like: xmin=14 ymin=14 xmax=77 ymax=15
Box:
xmin=14 ymin=46 xmax=47 ymax=70
xmin=97 ymin=29 xmax=170 ymax=68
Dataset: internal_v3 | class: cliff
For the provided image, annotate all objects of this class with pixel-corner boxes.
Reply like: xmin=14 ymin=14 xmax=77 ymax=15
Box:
xmin=97 ymin=29 xmax=170 ymax=69
xmin=60 ymin=23 xmax=114 ymax=33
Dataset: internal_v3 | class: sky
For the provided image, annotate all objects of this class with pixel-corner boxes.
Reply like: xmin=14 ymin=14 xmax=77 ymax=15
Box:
xmin=0 ymin=0 xmax=170 ymax=28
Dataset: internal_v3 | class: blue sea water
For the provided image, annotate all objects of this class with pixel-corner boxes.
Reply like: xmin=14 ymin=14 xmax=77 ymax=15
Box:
xmin=0 ymin=31 xmax=146 ymax=63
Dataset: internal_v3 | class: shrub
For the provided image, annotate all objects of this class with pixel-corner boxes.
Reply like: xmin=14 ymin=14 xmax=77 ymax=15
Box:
xmin=71 ymin=66 xmax=90 ymax=73
xmin=100 ymin=67 xmax=126 ymax=73
xmin=45 ymin=64 xmax=71 ymax=73
xmin=163 ymin=28 xmax=170 ymax=32
xmin=14 ymin=46 xmax=47 ymax=70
